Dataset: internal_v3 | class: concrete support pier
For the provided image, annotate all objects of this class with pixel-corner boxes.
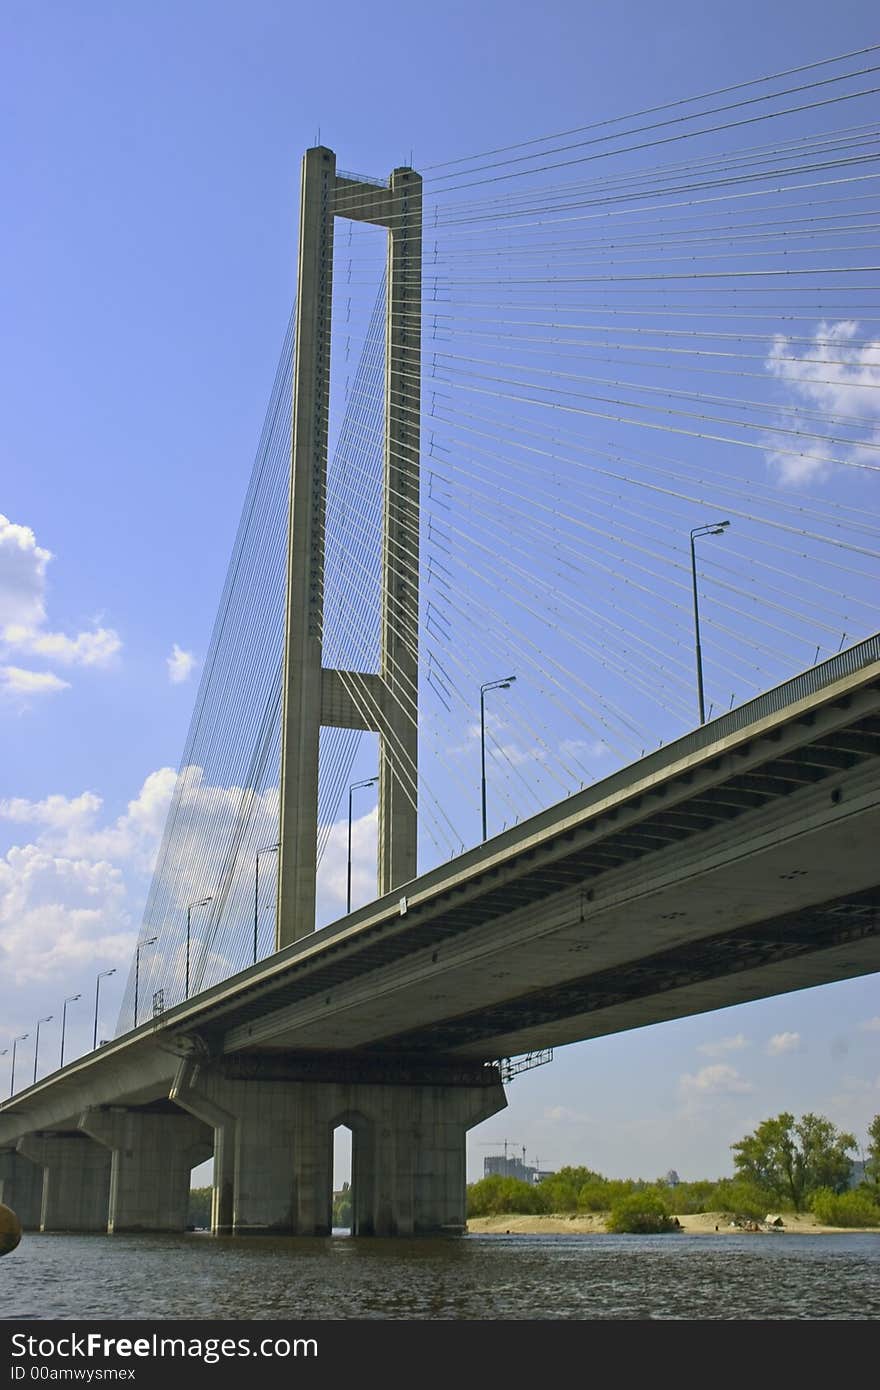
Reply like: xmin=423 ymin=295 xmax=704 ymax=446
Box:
xmin=172 ymin=1056 xmax=506 ymax=1237
xmin=16 ymin=1132 xmax=111 ymax=1232
xmin=0 ymin=1149 xmax=44 ymax=1230
xmin=79 ymin=1106 xmax=212 ymax=1233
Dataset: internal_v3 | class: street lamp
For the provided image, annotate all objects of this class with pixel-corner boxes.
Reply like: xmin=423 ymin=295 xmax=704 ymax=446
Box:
xmin=347 ymin=777 xmax=378 ymax=913
xmin=10 ymin=1035 xmax=27 ymax=1097
xmin=689 ymin=521 xmax=730 ymax=725
xmin=186 ymin=898 xmax=213 ymax=1000
xmin=254 ymin=843 xmax=280 ymax=964
xmin=33 ymin=1016 xmax=53 ymax=1084
xmin=60 ymin=994 xmax=81 ymax=1069
xmin=93 ymin=969 xmax=116 ymax=1049
xmin=480 ymin=676 xmax=516 ymax=841
xmin=134 ymin=937 xmax=157 ymax=1028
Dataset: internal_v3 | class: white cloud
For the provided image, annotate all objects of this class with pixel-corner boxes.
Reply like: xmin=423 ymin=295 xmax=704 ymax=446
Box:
xmin=764 ymin=319 xmax=880 ymax=483
xmin=697 ymin=1033 xmax=749 ymax=1057
xmin=167 ymin=644 xmax=197 ymax=684
xmin=767 ymin=1031 xmax=801 ymax=1055
xmin=0 ymin=769 xmax=177 ymax=871
xmin=0 ymin=514 xmax=50 ymax=628
xmin=860 ymin=1017 xmax=880 ymax=1033
xmin=679 ymin=1064 xmax=753 ymax=1096
xmin=3 ymin=624 xmax=121 ymax=668
xmin=0 ymin=768 xmax=178 ymax=1032
xmin=316 ymin=805 xmax=379 ymax=917
xmin=0 ymin=766 xmax=283 ymax=1058
xmin=0 ymin=842 xmax=132 ymax=987
xmin=0 ymin=791 xmax=103 ymax=827
xmin=0 ymin=665 xmax=70 ymax=696
xmin=0 ymin=513 xmax=122 ymax=693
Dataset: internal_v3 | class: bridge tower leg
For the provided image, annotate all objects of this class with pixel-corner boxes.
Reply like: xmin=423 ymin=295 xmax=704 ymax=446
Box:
xmin=378 ymin=165 xmax=422 ymax=895
xmin=276 ymin=148 xmax=422 ymax=948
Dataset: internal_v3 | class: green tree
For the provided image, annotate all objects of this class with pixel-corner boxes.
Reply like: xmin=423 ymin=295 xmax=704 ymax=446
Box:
xmin=538 ymin=1166 xmax=603 ymax=1212
xmin=576 ymin=1177 xmax=634 ymax=1212
xmin=709 ymin=1177 xmax=770 ymax=1221
xmin=810 ymin=1187 xmax=880 ymax=1228
xmin=605 ymin=1188 xmax=678 ymax=1234
xmin=466 ymin=1176 xmax=546 ymax=1216
xmin=333 ymin=1183 xmax=352 ymax=1228
xmin=731 ymin=1112 xmax=856 ymax=1212
xmin=187 ymin=1186 xmax=212 ymax=1229
xmin=669 ymin=1179 xmax=716 ymax=1214
xmin=865 ymin=1114 xmax=880 ymax=1193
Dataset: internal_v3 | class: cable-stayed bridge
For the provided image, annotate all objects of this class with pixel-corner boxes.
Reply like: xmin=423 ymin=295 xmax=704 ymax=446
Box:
xmin=1 ymin=45 xmax=879 ymax=1237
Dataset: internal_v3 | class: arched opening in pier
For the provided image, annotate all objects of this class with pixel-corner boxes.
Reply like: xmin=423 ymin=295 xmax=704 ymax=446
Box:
xmin=332 ymin=1124 xmax=352 ymax=1234
xmin=331 ymin=1111 xmax=373 ymax=1236
xmin=189 ymin=1155 xmax=214 ymax=1232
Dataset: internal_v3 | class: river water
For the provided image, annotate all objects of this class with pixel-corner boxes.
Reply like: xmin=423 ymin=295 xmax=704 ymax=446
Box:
xmin=2 ymin=1229 xmax=879 ymax=1320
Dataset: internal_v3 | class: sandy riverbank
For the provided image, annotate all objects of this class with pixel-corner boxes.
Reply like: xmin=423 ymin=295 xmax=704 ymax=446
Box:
xmin=466 ymin=1211 xmax=880 ymax=1235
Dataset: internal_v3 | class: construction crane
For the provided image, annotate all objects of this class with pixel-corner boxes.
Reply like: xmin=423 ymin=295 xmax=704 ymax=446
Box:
xmin=478 ymin=1139 xmax=520 ymax=1160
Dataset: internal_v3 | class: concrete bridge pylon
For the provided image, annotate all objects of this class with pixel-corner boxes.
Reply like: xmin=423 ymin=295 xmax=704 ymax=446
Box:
xmin=277 ymin=147 xmax=422 ymax=947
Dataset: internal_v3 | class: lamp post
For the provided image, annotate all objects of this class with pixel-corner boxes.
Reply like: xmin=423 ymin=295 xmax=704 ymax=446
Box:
xmin=33 ymin=1016 xmax=52 ymax=1084
xmin=10 ymin=1035 xmax=27 ymax=1097
xmin=93 ymin=969 xmax=116 ymax=1049
xmin=186 ymin=898 xmax=213 ymax=1000
xmin=480 ymin=676 xmax=516 ymax=841
xmin=254 ymin=844 xmax=280 ymax=965
xmin=60 ymin=993 xmax=81 ymax=1069
xmin=689 ymin=521 xmax=730 ymax=725
xmin=134 ymin=937 xmax=157 ymax=1028
xmin=347 ymin=777 xmax=378 ymax=913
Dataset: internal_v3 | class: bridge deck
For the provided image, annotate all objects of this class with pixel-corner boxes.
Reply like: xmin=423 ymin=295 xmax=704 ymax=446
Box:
xmin=2 ymin=635 xmax=878 ymax=1139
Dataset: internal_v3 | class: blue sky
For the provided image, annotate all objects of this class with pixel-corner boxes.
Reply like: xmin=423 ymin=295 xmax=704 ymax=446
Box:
xmin=1 ymin=0 xmax=878 ymax=1185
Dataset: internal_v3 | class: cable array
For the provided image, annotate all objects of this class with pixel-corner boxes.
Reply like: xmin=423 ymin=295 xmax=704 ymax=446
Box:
xmin=117 ymin=46 xmax=879 ymax=1030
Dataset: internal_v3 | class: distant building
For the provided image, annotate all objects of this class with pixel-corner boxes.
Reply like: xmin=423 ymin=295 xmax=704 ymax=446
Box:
xmin=483 ymin=1154 xmax=555 ymax=1184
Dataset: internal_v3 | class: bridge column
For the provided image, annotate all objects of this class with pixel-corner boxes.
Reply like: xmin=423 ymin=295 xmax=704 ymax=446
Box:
xmin=164 ymin=1076 xmax=235 ymax=1235
xmin=172 ymin=1057 xmax=506 ymax=1238
xmin=16 ymin=1133 xmax=111 ymax=1232
xmin=79 ymin=1107 xmax=212 ymax=1233
xmin=0 ymin=1149 xmax=44 ymax=1230
xmin=172 ymin=1061 xmax=309 ymax=1235
xmin=352 ymin=1082 xmax=501 ymax=1236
